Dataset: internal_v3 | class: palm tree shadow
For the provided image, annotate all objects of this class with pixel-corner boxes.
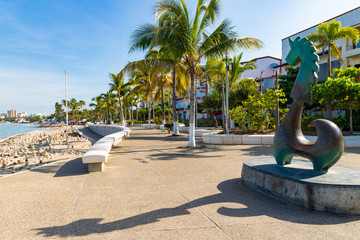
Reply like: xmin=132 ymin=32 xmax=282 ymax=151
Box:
xmin=34 ymin=178 xmax=360 ymax=238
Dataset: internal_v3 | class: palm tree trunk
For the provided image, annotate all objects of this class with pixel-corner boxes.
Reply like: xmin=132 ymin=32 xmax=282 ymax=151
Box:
xmin=221 ymin=78 xmax=226 ymax=133
xmin=131 ymin=103 xmax=133 ymax=121
xmin=148 ymin=102 xmax=152 ymax=129
xmin=211 ymin=111 xmax=218 ymax=128
xmin=118 ymin=93 xmax=125 ymax=127
xmin=161 ymin=88 xmax=165 ymax=126
xmin=205 ymin=78 xmax=210 ymax=121
xmin=136 ymin=105 xmax=138 ymax=121
xmin=189 ymin=67 xmax=196 ymax=147
xmin=124 ymin=105 xmax=127 ymax=126
xmin=168 ymin=97 xmax=171 ymax=123
xmin=172 ymin=67 xmax=179 ymax=135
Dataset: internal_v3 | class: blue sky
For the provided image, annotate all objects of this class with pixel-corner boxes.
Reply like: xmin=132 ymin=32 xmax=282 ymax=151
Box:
xmin=0 ymin=0 xmax=359 ymax=115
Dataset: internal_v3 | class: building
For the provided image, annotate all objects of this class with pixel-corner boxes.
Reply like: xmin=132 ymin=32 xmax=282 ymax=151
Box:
xmin=281 ymin=6 xmax=360 ymax=80
xmin=17 ymin=112 xmax=27 ymax=118
xmin=176 ymin=80 xmax=207 ymax=122
xmin=7 ymin=110 xmax=16 ymax=118
xmin=0 ymin=113 xmax=6 ymax=119
xmin=241 ymin=56 xmax=282 ymax=92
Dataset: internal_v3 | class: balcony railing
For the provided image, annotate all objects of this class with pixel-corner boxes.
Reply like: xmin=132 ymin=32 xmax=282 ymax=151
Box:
xmin=346 ymin=42 xmax=360 ymax=51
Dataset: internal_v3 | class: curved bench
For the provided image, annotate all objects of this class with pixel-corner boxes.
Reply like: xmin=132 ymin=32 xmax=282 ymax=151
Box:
xmin=82 ymin=124 xmax=131 ymax=172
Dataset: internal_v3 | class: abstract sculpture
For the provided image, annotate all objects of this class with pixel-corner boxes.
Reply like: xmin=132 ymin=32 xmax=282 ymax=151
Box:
xmin=273 ymin=37 xmax=344 ymax=172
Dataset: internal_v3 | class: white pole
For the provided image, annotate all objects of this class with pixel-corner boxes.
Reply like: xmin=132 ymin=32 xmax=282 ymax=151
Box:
xmin=65 ymin=70 xmax=68 ymax=133
xmin=195 ymin=78 xmax=198 ymax=128
xmin=225 ymin=56 xmax=229 ymax=134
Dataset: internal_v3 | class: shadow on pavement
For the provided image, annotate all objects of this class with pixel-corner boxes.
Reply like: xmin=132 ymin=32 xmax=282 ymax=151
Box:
xmin=53 ymin=158 xmax=88 ymax=177
xmin=34 ymin=178 xmax=360 ymax=238
xmin=237 ymin=145 xmax=274 ymax=156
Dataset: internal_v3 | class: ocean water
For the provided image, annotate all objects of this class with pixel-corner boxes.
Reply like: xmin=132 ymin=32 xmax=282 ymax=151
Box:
xmin=0 ymin=124 xmax=39 ymax=142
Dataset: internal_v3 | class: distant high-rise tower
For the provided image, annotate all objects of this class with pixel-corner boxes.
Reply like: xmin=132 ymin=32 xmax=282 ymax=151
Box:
xmin=7 ymin=109 xmax=16 ymax=118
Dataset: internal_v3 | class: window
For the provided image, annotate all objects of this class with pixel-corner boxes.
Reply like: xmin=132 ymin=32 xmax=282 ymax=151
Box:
xmin=332 ymin=60 xmax=340 ymax=70
xmin=319 ymin=63 xmax=327 ymax=81
xmin=319 ymin=61 xmax=340 ymax=81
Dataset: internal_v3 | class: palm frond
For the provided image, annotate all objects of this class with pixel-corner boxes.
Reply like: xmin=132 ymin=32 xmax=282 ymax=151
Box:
xmin=204 ymin=37 xmax=263 ymax=58
xmin=129 ymin=23 xmax=158 ymax=53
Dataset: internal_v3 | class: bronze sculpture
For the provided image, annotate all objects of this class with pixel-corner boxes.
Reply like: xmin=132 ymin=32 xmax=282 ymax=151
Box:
xmin=273 ymin=37 xmax=344 ymax=172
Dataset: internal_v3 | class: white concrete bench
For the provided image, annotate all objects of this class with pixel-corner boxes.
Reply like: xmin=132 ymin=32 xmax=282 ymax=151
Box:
xmin=82 ymin=124 xmax=131 ymax=172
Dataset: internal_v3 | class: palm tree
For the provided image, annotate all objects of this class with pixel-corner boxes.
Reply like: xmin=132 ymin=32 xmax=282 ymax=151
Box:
xmin=144 ymin=49 xmax=173 ymax=127
xmin=63 ymin=98 xmax=85 ymax=122
xmin=152 ymin=0 xmax=263 ymax=147
xmin=90 ymin=95 xmax=106 ymax=122
xmin=307 ymin=19 xmax=359 ymax=119
xmin=229 ymin=53 xmax=256 ymax=87
xmin=227 ymin=53 xmax=256 ymax=126
xmin=198 ymin=91 xmax=222 ymax=128
xmin=125 ymin=60 xmax=165 ymax=129
xmin=100 ymin=91 xmax=117 ymax=123
xmin=109 ymin=72 xmax=128 ymax=127
xmin=204 ymin=57 xmax=227 ymax=129
xmin=54 ymin=102 xmax=64 ymax=122
xmin=229 ymin=78 xmax=258 ymax=108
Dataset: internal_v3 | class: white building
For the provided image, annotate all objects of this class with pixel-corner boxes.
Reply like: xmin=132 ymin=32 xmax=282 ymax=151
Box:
xmin=17 ymin=112 xmax=27 ymax=118
xmin=281 ymin=6 xmax=360 ymax=81
xmin=241 ymin=56 xmax=282 ymax=92
xmin=176 ymin=81 xmax=207 ymax=122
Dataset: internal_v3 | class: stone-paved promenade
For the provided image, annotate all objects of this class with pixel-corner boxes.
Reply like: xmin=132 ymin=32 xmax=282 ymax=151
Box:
xmin=1 ymin=127 xmax=360 ymax=239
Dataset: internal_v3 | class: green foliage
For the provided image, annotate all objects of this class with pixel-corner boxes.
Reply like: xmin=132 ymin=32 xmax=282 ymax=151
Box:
xmin=312 ymin=69 xmax=360 ymax=132
xmin=301 ymin=114 xmax=324 ymax=131
xmin=229 ymin=106 xmax=247 ymax=129
xmin=198 ymin=91 xmax=222 ymax=127
xmin=278 ymin=67 xmax=299 ymax=106
xmin=229 ymin=78 xmax=258 ymax=108
xmin=230 ymin=88 xmax=287 ymax=131
xmin=332 ymin=114 xmax=360 ymax=131
xmin=332 ymin=67 xmax=360 ymax=80
xmin=312 ymin=76 xmax=360 ymax=110
xmin=54 ymin=102 xmax=64 ymax=121
xmin=154 ymin=104 xmax=172 ymax=117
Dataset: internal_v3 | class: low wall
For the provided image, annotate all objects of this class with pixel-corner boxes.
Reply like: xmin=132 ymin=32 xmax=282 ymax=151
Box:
xmin=178 ymin=126 xmax=222 ymax=137
xmin=88 ymin=124 xmax=130 ymax=137
xmin=203 ymin=133 xmax=360 ymax=147
xmin=132 ymin=124 xmax=161 ymax=129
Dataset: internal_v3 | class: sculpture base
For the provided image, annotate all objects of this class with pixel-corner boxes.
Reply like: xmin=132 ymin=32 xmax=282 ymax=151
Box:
xmin=241 ymin=158 xmax=360 ymax=215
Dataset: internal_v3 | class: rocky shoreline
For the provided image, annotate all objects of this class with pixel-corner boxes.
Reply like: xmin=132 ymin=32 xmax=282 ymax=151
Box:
xmin=0 ymin=126 xmax=91 ymax=177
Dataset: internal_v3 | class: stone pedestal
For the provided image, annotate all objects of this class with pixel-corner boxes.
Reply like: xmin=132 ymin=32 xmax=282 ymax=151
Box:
xmin=242 ymin=158 xmax=360 ymax=215
xmin=88 ymin=162 xmax=104 ymax=172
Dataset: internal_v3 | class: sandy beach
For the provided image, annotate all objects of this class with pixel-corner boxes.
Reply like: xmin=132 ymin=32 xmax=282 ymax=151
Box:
xmin=0 ymin=126 xmax=91 ymax=178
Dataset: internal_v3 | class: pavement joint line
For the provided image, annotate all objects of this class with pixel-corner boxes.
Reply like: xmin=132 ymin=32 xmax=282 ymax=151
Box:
xmin=144 ymin=163 xmax=233 ymax=240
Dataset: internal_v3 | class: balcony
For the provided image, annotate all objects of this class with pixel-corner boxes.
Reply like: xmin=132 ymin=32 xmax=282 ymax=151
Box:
xmin=344 ymin=42 xmax=360 ymax=58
